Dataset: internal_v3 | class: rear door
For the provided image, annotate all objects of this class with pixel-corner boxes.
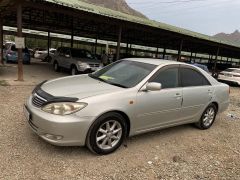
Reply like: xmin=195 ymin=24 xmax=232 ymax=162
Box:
xmin=57 ymin=47 xmax=66 ymax=67
xmin=135 ymin=65 xmax=183 ymax=132
xmin=179 ymin=65 xmax=213 ymax=122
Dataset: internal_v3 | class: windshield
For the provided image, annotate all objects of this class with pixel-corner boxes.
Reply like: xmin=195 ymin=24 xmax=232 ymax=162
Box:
xmin=71 ymin=49 xmax=94 ymax=59
xmin=89 ymin=60 xmax=157 ymax=88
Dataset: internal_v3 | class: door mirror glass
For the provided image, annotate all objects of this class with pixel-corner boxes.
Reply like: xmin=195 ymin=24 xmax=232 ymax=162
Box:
xmin=145 ymin=82 xmax=162 ymax=91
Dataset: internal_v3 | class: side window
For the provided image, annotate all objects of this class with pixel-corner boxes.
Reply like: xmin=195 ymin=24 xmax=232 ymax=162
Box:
xmin=78 ymin=50 xmax=85 ymax=58
xmin=65 ymin=49 xmax=71 ymax=57
xmin=11 ymin=45 xmax=17 ymax=51
xmin=59 ymin=48 xmax=66 ymax=56
xmin=150 ymin=68 xmax=179 ymax=89
xmin=180 ymin=68 xmax=210 ymax=87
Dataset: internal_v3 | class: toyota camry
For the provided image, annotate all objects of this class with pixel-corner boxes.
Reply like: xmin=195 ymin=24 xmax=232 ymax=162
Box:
xmin=24 ymin=58 xmax=230 ymax=155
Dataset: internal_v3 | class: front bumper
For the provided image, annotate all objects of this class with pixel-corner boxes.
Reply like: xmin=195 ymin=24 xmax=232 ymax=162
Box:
xmin=218 ymin=75 xmax=240 ymax=85
xmin=77 ymin=64 xmax=102 ymax=72
xmin=7 ymin=54 xmax=30 ymax=63
xmin=25 ymin=96 xmax=96 ymax=146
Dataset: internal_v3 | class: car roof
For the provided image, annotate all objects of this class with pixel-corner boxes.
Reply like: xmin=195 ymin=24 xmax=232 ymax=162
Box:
xmin=123 ymin=58 xmax=185 ymax=66
xmin=227 ymin=68 xmax=240 ymax=70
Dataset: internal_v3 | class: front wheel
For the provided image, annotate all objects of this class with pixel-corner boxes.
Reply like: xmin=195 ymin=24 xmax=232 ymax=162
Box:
xmin=53 ymin=61 xmax=60 ymax=72
xmin=195 ymin=104 xmax=217 ymax=130
xmin=70 ymin=66 xmax=78 ymax=76
xmin=86 ymin=113 xmax=127 ymax=155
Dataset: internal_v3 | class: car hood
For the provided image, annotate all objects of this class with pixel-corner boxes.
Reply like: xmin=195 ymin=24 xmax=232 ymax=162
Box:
xmin=41 ymin=75 xmax=122 ymax=100
xmin=74 ymin=57 xmax=100 ymax=64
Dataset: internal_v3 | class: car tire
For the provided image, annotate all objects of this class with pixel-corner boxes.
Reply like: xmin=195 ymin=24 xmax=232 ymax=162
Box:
xmin=70 ymin=66 xmax=78 ymax=76
xmin=48 ymin=56 xmax=52 ymax=63
xmin=6 ymin=57 xmax=9 ymax=63
xmin=53 ymin=61 xmax=60 ymax=72
xmin=195 ymin=104 xmax=217 ymax=130
xmin=44 ymin=56 xmax=52 ymax=63
xmin=86 ymin=112 xmax=127 ymax=155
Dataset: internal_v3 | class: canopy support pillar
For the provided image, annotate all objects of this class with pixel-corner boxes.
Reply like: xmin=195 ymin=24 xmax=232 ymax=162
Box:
xmin=94 ymin=36 xmax=98 ymax=55
xmin=116 ymin=25 xmax=122 ymax=60
xmin=47 ymin=31 xmax=50 ymax=58
xmin=17 ymin=2 xmax=23 ymax=81
xmin=213 ymin=47 xmax=220 ymax=76
xmin=177 ymin=39 xmax=183 ymax=61
xmin=0 ymin=17 xmax=3 ymax=65
xmin=163 ymin=47 xmax=166 ymax=59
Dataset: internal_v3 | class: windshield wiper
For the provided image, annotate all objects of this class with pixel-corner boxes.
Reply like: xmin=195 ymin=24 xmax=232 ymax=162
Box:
xmin=89 ymin=74 xmax=127 ymax=88
xmin=107 ymin=82 xmax=128 ymax=88
xmin=88 ymin=74 xmax=107 ymax=83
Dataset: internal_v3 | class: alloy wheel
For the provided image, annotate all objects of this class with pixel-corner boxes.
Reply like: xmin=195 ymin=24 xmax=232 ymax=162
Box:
xmin=96 ymin=120 xmax=122 ymax=150
xmin=54 ymin=63 xmax=58 ymax=71
xmin=71 ymin=67 xmax=76 ymax=75
xmin=202 ymin=107 xmax=215 ymax=127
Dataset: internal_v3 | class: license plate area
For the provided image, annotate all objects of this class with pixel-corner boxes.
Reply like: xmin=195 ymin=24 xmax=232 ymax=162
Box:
xmin=91 ymin=67 xmax=98 ymax=71
xmin=225 ymin=74 xmax=232 ymax=77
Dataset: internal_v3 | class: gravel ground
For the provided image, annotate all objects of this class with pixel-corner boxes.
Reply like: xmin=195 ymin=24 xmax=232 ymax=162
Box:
xmin=0 ymin=62 xmax=240 ymax=179
xmin=0 ymin=59 xmax=65 ymax=86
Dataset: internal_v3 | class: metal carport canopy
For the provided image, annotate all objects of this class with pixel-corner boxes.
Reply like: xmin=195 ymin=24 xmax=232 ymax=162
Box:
xmin=0 ymin=0 xmax=240 ymax=58
xmin=1 ymin=0 xmax=240 ymax=59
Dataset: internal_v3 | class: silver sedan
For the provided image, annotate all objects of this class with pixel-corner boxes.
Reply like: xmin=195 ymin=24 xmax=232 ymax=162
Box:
xmin=24 ymin=58 xmax=230 ymax=155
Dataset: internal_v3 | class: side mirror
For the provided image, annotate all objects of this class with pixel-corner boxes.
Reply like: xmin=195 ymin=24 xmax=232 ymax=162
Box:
xmin=65 ymin=54 xmax=70 ymax=58
xmin=144 ymin=82 xmax=162 ymax=91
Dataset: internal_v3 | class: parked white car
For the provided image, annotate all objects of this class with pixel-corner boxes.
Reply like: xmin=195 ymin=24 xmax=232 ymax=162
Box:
xmin=218 ymin=68 xmax=240 ymax=85
xmin=24 ymin=58 xmax=230 ymax=155
xmin=34 ymin=48 xmax=56 ymax=62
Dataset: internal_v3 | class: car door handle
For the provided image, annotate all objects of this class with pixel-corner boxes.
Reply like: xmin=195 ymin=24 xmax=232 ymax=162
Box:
xmin=208 ymin=89 xmax=213 ymax=94
xmin=174 ymin=93 xmax=182 ymax=98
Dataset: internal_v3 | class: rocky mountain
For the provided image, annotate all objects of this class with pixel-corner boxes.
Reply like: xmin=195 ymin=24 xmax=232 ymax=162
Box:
xmin=81 ymin=0 xmax=147 ymax=18
xmin=213 ymin=30 xmax=240 ymax=44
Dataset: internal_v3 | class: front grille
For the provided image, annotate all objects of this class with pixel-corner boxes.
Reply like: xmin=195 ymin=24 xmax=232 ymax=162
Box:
xmin=89 ymin=63 xmax=100 ymax=68
xmin=32 ymin=93 xmax=47 ymax=108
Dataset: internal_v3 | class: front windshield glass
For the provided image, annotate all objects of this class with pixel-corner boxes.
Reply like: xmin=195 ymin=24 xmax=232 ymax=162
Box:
xmin=71 ymin=49 xmax=94 ymax=59
xmin=89 ymin=60 xmax=157 ymax=88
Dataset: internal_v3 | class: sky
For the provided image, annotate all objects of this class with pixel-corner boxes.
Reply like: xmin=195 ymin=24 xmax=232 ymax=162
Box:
xmin=126 ymin=0 xmax=240 ymax=36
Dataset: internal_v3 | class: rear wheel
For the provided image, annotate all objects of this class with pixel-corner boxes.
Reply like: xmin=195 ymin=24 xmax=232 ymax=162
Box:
xmin=195 ymin=104 xmax=217 ymax=130
xmin=86 ymin=112 xmax=127 ymax=155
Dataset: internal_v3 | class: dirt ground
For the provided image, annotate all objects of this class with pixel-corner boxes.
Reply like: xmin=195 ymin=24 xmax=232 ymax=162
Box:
xmin=0 ymin=61 xmax=240 ymax=179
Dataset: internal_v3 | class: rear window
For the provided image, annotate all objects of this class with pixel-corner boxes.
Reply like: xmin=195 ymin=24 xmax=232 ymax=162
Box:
xmin=71 ymin=49 xmax=94 ymax=59
xmin=11 ymin=45 xmax=17 ymax=51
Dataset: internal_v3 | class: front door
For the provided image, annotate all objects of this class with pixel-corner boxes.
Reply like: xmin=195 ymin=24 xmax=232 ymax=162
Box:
xmin=135 ymin=66 xmax=183 ymax=132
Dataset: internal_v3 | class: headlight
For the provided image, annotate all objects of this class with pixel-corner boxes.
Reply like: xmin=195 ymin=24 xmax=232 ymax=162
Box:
xmin=42 ymin=102 xmax=87 ymax=115
xmin=78 ymin=62 xmax=90 ymax=68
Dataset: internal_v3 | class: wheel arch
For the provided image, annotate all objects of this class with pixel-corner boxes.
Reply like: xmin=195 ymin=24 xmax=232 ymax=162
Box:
xmin=70 ymin=64 xmax=77 ymax=69
xmin=211 ymin=101 xmax=219 ymax=113
xmin=86 ymin=110 xmax=131 ymax=142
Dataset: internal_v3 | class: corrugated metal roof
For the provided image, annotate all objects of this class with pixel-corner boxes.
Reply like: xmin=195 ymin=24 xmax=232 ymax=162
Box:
xmin=45 ymin=0 xmax=240 ymax=48
xmin=0 ymin=0 xmax=240 ymax=49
